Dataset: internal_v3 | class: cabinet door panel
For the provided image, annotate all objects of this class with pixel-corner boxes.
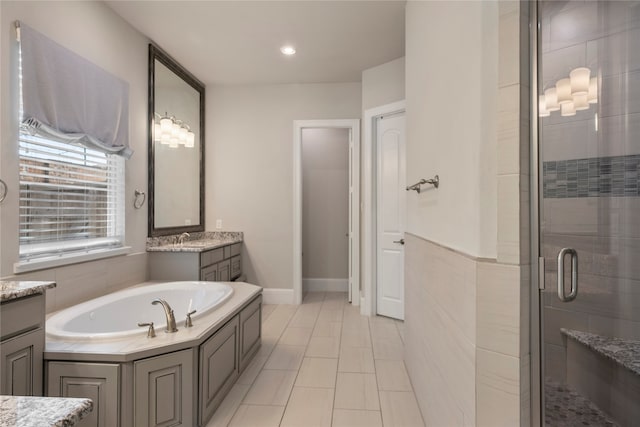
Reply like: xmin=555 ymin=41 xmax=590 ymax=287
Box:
xmin=199 ymin=316 xmax=239 ymax=425
xmin=1 ymin=327 xmax=44 ymax=396
xmin=239 ymin=296 xmax=262 ymax=372
xmin=230 ymin=256 xmax=241 ymax=280
xmin=47 ymin=362 xmax=119 ymax=427
xmin=201 ymin=264 xmax=218 ymax=281
xmin=217 ymin=260 xmax=231 ymax=282
xmin=134 ymin=349 xmax=193 ymax=427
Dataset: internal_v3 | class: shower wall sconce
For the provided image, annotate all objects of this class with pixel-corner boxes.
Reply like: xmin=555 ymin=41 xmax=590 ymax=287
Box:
xmin=540 ymin=67 xmax=598 ymax=117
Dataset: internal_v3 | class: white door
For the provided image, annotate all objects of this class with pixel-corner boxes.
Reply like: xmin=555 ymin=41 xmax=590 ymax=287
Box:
xmin=376 ymin=112 xmax=406 ymax=319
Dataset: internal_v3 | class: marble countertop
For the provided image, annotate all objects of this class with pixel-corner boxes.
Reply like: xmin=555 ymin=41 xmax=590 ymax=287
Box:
xmin=0 ymin=395 xmax=92 ymax=427
xmin=0 ymin=281 xmax=56 ymax=303
xmin=562 ymin=328 xmax=640 ymax=376
xmin=146 ymin=231 xmax=243 ymax=253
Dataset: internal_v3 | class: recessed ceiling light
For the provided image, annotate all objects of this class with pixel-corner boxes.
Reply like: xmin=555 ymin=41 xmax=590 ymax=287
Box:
xmin=280 ymin=46 xmax=296 ymax=55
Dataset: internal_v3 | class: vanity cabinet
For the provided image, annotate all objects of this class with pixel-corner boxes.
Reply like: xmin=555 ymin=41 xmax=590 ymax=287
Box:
xmin=148 ymin=242 xmax=243 ymax=282
xmin=134 ymin=349 xmax=194 ymax=427
xmin=47 ymin=362 xmax=120 ymax=427
xmin=0 ymin=293 xmax=45 ymax=396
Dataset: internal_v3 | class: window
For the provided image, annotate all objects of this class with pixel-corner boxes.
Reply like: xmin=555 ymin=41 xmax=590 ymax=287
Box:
xmin=18 ymin=133 xmax=125 ymax=262
xmin=17 ymin=33 xmax=125 ymax=264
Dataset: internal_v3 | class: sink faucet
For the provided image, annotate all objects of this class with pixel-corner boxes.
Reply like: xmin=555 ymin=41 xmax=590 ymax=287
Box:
xmin=151 ymin=298 xmax=178 ymax=333
xmin=177 ymin=232 xmax=190 ymax=245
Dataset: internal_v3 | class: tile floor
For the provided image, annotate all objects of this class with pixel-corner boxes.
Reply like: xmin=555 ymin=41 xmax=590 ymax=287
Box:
xmin=206 ymin=291 xmax=425 ymax=427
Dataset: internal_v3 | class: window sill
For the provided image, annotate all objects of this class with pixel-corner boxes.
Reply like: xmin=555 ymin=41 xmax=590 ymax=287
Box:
xmin=14 ymin=246 xmax=132 ymax=274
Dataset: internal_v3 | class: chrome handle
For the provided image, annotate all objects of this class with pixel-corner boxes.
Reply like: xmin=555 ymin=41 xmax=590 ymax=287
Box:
xmin=406 ymin=175 xmax=439 ymax=193
xmin=557 ymin=248 xmax=578 ymax=302
xmin=138 ymin=322 xmax=156 ymax=338
xmin=393 ymin=239 xmax=405 ymax=245
xmin=185 ymin=310 xmax=197 ymax=328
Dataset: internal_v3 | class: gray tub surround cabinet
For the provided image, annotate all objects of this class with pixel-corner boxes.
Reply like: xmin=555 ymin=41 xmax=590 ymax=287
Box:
xmin=45 ymin=282 xmax=262 ymax=427
xmin=1 ymin=281 xmax=55 ymax=397
xmin=147 ymin=232 xmax=243 ymax=282
xmin=0 ymin=395 xmax=93 ymax=427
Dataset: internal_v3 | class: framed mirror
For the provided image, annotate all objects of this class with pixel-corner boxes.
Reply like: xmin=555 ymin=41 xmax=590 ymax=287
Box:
xmin=148 ymin=44 xmax=205 ymax=236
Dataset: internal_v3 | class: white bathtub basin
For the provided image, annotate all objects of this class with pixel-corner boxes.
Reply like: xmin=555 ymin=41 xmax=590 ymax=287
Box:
xmin=47 ymin=281 xmax=234 ymax=340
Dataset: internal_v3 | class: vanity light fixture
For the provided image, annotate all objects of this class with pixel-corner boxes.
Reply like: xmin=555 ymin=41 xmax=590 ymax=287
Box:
xmin=540 ymin=67 xmax=598 ymax=117
xmin=280 ymin=45 xmax=296 ymax=55
xmin=154 ymin=113 xmax=195 ymax=148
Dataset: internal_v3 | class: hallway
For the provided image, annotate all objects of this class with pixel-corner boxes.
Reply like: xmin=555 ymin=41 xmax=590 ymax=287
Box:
xmin=206 ymin=292 xmax=425 ymax=426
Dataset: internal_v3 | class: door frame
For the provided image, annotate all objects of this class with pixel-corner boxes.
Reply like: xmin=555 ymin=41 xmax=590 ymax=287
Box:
xmin=293 ymin=119 xmax=360 ymax=305
xmin=362 ymin=100 xmax=406 ymax=316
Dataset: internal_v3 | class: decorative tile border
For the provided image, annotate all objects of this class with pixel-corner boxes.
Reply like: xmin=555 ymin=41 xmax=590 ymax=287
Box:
xmin=543 ymin=155 xmax=640 ymax=198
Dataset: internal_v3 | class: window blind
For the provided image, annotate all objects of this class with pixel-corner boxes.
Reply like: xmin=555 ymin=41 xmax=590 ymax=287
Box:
xmin=18 ymin=133 xmax=125 ymax=261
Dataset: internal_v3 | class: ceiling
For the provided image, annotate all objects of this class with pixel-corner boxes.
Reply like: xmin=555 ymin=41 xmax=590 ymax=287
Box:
xmin=106 ymin=1 xmax=406 ymax=86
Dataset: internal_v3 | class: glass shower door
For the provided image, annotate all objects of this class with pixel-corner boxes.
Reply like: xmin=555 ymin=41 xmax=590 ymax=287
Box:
xmin=538 ymin=1 xmax=640 ymax=426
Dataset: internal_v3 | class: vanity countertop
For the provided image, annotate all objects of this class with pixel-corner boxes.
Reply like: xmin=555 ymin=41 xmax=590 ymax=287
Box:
xmin=0 ymin=395 xmax=93 ymax=427
xmin=0 ymin=280 xmax=56 ymax=303
xmin=146 ymin=231 xmax=243 ymax=253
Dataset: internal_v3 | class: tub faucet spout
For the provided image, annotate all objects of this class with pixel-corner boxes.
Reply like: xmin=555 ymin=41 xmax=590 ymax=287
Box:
xmin=151 ymin=298 xmax=178 ymax=333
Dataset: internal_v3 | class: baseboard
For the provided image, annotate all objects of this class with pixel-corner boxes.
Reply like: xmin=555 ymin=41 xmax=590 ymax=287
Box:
xmin=261 ymin=288 xmax=295 ymax=305
xmin=303 ymin=278 xmax=348 ymax=292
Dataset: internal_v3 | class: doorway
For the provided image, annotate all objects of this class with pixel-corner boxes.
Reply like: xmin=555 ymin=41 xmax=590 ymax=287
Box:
xmin=293 ymin=120 xmax=360 ymax=306
xmin=533 ymin=1 xmax=640 ymax=425
xmin=362 ymin=101 xmax=406 ymax=319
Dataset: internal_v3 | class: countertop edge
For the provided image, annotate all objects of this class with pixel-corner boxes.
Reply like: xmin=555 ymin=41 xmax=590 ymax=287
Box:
xmin=0 ymin=281 xmax=56 ymax=303
xmin=0 ymin=395 xmax=93 ymax=427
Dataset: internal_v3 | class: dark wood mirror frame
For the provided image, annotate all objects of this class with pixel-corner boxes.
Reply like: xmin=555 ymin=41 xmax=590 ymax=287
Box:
xmin=148 ymin=44 xmax=205 ymax=237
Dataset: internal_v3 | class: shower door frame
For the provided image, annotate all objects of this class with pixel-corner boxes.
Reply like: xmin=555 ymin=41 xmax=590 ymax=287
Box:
xmin=529 ymin=1 xmax=543 ymax=426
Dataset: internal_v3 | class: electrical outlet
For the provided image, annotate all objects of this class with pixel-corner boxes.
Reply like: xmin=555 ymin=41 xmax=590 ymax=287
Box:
xmin=216 ymin=219 xmax=222 ymax=229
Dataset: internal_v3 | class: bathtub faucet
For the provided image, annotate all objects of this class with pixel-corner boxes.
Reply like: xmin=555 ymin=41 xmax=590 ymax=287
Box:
xmin=151 ymin=299 xmax=178 ymax=333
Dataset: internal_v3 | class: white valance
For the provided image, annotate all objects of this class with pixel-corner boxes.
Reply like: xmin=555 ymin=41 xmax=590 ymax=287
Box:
xmin=19 ymin=22 xmax=132 ymax=159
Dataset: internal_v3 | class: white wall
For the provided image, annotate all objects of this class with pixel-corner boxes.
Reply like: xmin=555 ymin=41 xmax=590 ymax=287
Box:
xmin=206 ymin=83 xmax=361 ymax=290
xmin=405 ymin=1 xmax=497 ymax=259
xmin=0 ymin=1 xmax=149 ymax=312
xmin=362 ymin=56 xmax=405 ymax=111
xmin=301 ymin=128 xmax=349 ymax=280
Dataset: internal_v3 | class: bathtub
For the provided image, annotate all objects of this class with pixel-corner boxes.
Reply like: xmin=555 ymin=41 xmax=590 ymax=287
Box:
xmin=46 ymin=281 xmax=234 ymax=340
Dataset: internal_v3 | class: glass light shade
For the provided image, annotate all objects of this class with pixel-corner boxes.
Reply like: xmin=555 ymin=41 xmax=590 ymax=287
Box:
xmin=160 ymin=131 xmax=171 ymax=145
xmin=171 ymin=122 xmax=180 ymax=137
xmin=573 ymin=93 xmax=589 ymax=111
xmin=154 ymin=123 xmax=162 ymax=142
xmin=169 ymin=138 xmax=179 ymax=148
xmin=588 ymin=77 xmax=598 ymax=104
xmin=545 ymin=87 xmax=560 ymax=111
xmin=539 ymin=95 xmax=550 ymax=117
xmin=178 ymin=126 xmax=188 ymax=144
xmin=570 ymin=67 xmax=590 ymax=95
xmin=556 ymin=78 xmax=572 ymax=104
xmin=186 ymin=131 xmax=195 ymax=148
xmin=561 ymin=101 xmax=576 ymax=117
xmin=159 ymin=116 xmax=172 ymax=133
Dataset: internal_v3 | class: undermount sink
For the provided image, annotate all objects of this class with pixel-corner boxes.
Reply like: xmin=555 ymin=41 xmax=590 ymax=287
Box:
xmin=170 ymin=241 xmax=211 ymax=248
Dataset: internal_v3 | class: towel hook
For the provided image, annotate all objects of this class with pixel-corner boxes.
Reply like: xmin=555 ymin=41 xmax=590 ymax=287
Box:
xmin=0 ymin=179 xmax=7 ymax=203
xmin=406 ymin=175 xmax=439 ymax=193
xmin=134 ymin=189 xmax=146 ymax=209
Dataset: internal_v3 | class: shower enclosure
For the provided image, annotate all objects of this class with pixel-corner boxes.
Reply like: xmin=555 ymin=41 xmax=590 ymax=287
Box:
xmin=535 ymin=1 xmax=640 ymax=426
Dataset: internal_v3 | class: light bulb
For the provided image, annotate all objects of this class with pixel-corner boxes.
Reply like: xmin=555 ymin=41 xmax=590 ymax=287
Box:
xmin=570 ymin=67 xmax=590 ymax=95
xmin=561 ymin=102 xmax=576 ymax=117
xmin=160 ymin=132 xmax=171 ymax=145
xmin=588 ymin=77 xmax=598 ymax=104
xmin=280 ymin=46 xmax=296 ymax=55
xmin=169 ymin=138 xmax=178 ymax=148
xmin=171 ymin=122 xmax=180 ymax=138
xmin=545 ymin=87 xmax=560 ymax=111
xmin=556 ymin=78 xmax=572 ymax=105
xmin=539 ymin=95 xmax=550 ymax=117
